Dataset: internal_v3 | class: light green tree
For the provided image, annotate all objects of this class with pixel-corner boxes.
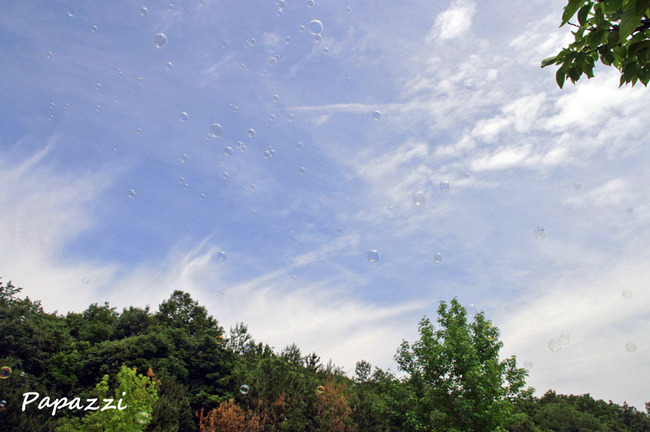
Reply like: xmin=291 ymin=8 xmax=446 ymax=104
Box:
xmin=55 ymin=365 xmax=158 ymax=432
xmin=390 ymin=298 xmax=531 ymax=432
xmin=542 ymin=0 xmax=650 ymax=87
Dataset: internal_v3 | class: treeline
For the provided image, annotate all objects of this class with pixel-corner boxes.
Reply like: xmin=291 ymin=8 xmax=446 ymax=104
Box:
xmin=0 ymin=279 xmax=648 ymax=431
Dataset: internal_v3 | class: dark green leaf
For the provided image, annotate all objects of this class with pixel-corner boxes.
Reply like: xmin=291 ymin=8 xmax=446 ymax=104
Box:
xmin=541 ymin=55 xmax=559 ymax=67
xmin=619 ymin=0 xmax=646 ymax=40
xmin=578 ymin=3 xmax=592 ymax=25
xmin=557 ymin=67 xmax=566 ymax=88
xmin=562 ymin=0 xmax=586 ymax=26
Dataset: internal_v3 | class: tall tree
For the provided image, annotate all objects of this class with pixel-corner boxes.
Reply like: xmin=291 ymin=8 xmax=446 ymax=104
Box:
xmin=391 ymin=298 xmax=531 ymax=432
xmin=542 ymin=0 xmax=650 ymax=87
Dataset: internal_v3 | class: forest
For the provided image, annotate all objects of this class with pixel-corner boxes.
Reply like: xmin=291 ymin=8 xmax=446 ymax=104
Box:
xmin=1 ymin=279 xmax=648 ymax=432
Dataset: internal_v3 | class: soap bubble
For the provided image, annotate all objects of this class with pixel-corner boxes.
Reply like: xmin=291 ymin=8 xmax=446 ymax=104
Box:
xmin=307 ymin=0 xmax=315 ymax=7
xmin=322 ymin=47 xmax=329 ymax=54
xmin=91 ymin=25 xmax=98 ymax=33
xmin=287 ymin=113 xmax=295 ymax=121
xmin=574 ymin=183 xmax=582 ymax=191
xmin=367 ymin=249 xmax=380 ymax=263
xmin=534 ymin=226 xmax=546 ymax=240
xmin=199 ymin=193 xmax=205 ymax=200
xmin=46 ymin=51 xmax=53 ymax=58
xmin=222 ymin=172 xmax=230 ymax=180
xmin=0 ymin=366 xmax=12 ymax=379
xmin=298 ymin=167 xmax=306 ymax=175
xmin=269 ymin=114 xmax=276 ymax=121
xmin=240 ymin=384 xmax=250 ymax=394
xmin=559 ymin=331 xmax=570 ymax=346
xmin=622 ymin=289 xmax=632 ymax=299
xmin=346 ymin=6 xmax=351 ymax=13
xmin=82 ymin=277 xmax=89 ymax=284
xmin=548 ymin=339 xmax=561 ymax=352
xmin=372 ymin=110 xmax=381 ymax=120
xmin=299 ymin=25 xmax=306 ymax=32
xmin=153 ymin=33 xmax=168 ymax=49
xmin=296 ymin=141 xmax=303 ymax=150
xmin=413 ymin=191 xmax=426 ymax=206
xmin=217 ymin=251 xmax=227 ymax=261
xmin=433 ymin=252 xmax=443 ymax=264
xmin=237 ymin=141 xmax=246 ymax=152
xmin=482 ymin=323 xmax=496 ymax=341
xmin=284 ymin=36 xmax=292 ymax=44
xmin=439 ymin=180 xmax=450 ymax=192
xmin=95 ymin=105 xmax=101 ymax=112
xmin=209 ymin=123 xmax=224 ymax=138
xmin=179 ymin=154 xmax=188 ymax=163
xmin=136 ymin=128 xmax=142 ymax=134
xmin=466 ymin=304 xmax=479 ymax=318
xmin=0 ymin=400 xmax=5 ymax=408
xmin=524 ymin=360 xmax=533 ymax=369
xmin=140 ymin=7 xmax=149 ymax=16
xmin=272 ymin=94 xmax=280 ymax=102
xmin=317 ymin=385 xmax=325 ymax=393
xmin=67 ymin=7 xmax=77 ymax=17
xmin=136 ymin=412 xmax=150 ymax=425
xmin=268 ymin=56 xmax=279 ymax=67
xmin=168 ymin=3 xmax=174 ymax=11
xmin=128 ymin=189 xmax=137 ymax=199
xmin=247 ymin=128 xmax=255 ymax=138
xmin=179 ymin=112 xmax=189 ymax=122
xmin=224 ymin=146 xmax=233 ymax=156
xmin=166 ymin=61 xmax=173 ymax=70
xmin=48 ymin=114 xmax=55 ymax=120
xmin=309 ymin=20 xmax=323 ymax=34
xmin=625 ymin=342 xmax=637 ymax=352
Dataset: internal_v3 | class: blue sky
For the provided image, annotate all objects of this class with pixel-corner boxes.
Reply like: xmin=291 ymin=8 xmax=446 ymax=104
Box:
xmin=1 ymin=0 xmax=649 ymax=409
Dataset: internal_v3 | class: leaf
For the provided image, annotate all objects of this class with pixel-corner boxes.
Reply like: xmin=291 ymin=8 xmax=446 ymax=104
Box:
xmin=619 ymin=0 xmax=649 ymax=40
xmin=562 ymin=0 xmax=586 ymax=26
xmin=578 ymin=3 xmax=592 ymax=25
xmin=556 ymin=68 xmax=566 ymax=88
xmin=541 ymin=55 xmax=559 ymax=67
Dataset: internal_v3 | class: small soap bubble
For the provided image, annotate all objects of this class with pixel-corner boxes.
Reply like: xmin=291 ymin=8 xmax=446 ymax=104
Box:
xmin=298 ymin=167 xmax=306 ymax=175
xmin=272 ymin=94 xmax=280 ymax=102
xmin=136 ymin=128 xmax=142 ymax=134
xmin=622 ymin=289 xmax=632 ymax=298
xmin=209 ymin=123 xmax=224 ymax=138
xmin=268 ymin=147 xmax=275 ymax=157
xmin=239 ymin=63 xmax=246 ymax=70
xmin=166 ymin=61 xmax=173 ymax=70
xmin=467 ymin=304 xmax=479 ymax=318
xmin=183 ymin=183 xmax=189 ymax=190
xmin=0 ymin=400 xmax=5 ymax=408
xmin=128 ymin=189 xmax=136 ymax=199
xmin=153 ymin=33 xmax=168 ymax=49
xmin=336 ymin=226 xmax=344 ymax=234
xmin=574 ymin=183 xmax=582 ymax=191
xmin=116 ymin=68 xmax=123 ymax=77
xmin=482 ymin=323 xmax=496 ymax=341
xmin=413 ymin=191 xmax=426 ymax=206
xmin=299 ymin=25 xmax=306 ymax=32
xmin=199 ymin=193 xmax=205 ymax=200
xmin=224 ymin=146 xmax=233 ymax=156
xmin=91 ymin=25 xmax=98 ymax=33
xmin=140 ymin=7 xmax=149 ymax=16
xmin=309 ymin=20 xmax=323 ymax=35
xmin=240 ymin=384 xmax=249 ymax=394
xmin=346 ymin=6 xmax=352 ymax=13
xmin=180 ymin=112 xmax=189 ymax=122
xmin=269 ymin=114 xmax=276 ymax=122
xmin=136 ymin=412 xmax=150 ymax=425
xmin=433 ymin=252 xmax=443 ymax=264
xmin=559 ymin=331 xmax=570 ymax=346
xmin=313 ymin=34 xmax=322 ymax=43
xmin=65 ymin=103 xmax=70 ymax=109
xmin=0 ymin=366 xmax=12 ymax=379
xmin=95 ymin=83 xmax=102 ymax=91
xmin=322 ymin=47 xmax=329 ymax=54
xmin=524 ymin=360 xmax=533 ymax=369
xmin=247 ymin=128 xmax=256 ymax=138
xmin=48 ymin=114 xmax=55 ymax=120
xmin=81 ymin=277 xmax=89 ymax=284
xmin=199 ymin=0 xmax=207 ymax=7
xmin=465 ymin=82 xmax=473 ymax=91
xmin=222 ymin=172 xmax=230 ymax=180
xmin=268 ymin=56 xmax=279 ymax=67
xmin=625 ymin=342 xmax=637 ymax=352
xmin=291 ymin=275 xmax=298 ymax=281
xmin=372 ymin=110 xmax=381 ymax=120
xmin=296 ymin=141 xmax=303 ymax=150
xmin=439 ymin=180 xmax=450 ymax=192
xmin=237 ymin=141 xmax=246 ymax=152
xmin=284 ymin=36 xmax=292 ymax=44
xmin=46 ymin=51 xmax=53 ymax=58
xmin=179 ymin=177 xmax=186 ymax=184
xmin=263 ymin=150 xmax=271 ymax=159
xmin=367 ymin=249 xmax=380 ymax=263
xmin=137 ymin=77 xmax=144 ymax=84
xmin=168 ymin=3 xmax=174 ymax=11
xmin=221 ymin=40 xmax=228 ymax=48
xmin=95 ymin=105 xmax=101 ymax=112
xmin=180 ymin=154 xmax=188 ymax=163
xmin=317 ymin=385 xmax=325 ymax=393
xmin=67 ymin=7 xmax=77 ymax=17
xmin=307 ymin=0 xmax=315 ymax=6
xmin=548 ymin=339 xmax=561 ymax=352
xmin=534 ymin=226 xmax=546 ymax=240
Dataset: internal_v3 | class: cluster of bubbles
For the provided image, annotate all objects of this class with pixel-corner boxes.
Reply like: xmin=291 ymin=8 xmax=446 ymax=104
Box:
xmin=0 ymin=366 xmax=11 ymax=379
xmin=263 ymin=147 xmax=276 ymax=159
xmin=534 ymin=225 xmax=546 ymax=240
xmin=548 ymin=330 xmax=570 ymax=352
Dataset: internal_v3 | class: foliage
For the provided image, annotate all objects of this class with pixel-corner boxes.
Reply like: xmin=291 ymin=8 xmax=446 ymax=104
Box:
xmin=542 ymin=0 xmax=650 ymax=87
xmin=197 ymin=400 xmax=262 ymax=432
xmin=391 ymin=298 xmax=532 ymax=432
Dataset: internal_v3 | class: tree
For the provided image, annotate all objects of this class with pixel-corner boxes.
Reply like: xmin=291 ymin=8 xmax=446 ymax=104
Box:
xmin=542 ymin=0 xmax=650 ymax=87
xmin=391 ymin=298 xmax=531 ymax=432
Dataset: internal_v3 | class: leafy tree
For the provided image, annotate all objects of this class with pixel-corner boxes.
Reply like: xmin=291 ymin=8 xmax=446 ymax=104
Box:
xmin=391 ymin=298 xmax=531 ymax=432
xmin=313 ymin=378 xmax=355 ymax=432
xmin=196 ymin=400 xmax=261 ymax=432
xmin=113 ymin=306 xmax=153 ymax=339
xmin=54 ymin=365 xmax=158 ymax=432
xmin=542 ymin=0 xmax=650 ymax=87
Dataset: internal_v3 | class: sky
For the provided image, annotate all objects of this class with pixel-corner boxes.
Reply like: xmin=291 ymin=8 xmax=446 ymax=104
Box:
xmin=1 ymin=0 xmax=649 ymax=410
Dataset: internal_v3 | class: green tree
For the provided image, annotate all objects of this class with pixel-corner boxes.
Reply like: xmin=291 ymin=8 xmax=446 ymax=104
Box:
xmin=55 ymin=365 xmax=158 ymax=432
xmin=542 ymin=0 xmax=650 ymax=87
xmin=391 ymin=298 xmax=531 ymax=432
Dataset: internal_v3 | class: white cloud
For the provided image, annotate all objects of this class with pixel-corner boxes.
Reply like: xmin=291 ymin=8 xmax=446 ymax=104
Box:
xmin=427 ymin=0 xmax=477 ymax=42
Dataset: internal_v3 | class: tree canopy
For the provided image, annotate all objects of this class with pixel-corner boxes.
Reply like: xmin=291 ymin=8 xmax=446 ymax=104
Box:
xmin=542 ymin=0 xmax=650 ymax=87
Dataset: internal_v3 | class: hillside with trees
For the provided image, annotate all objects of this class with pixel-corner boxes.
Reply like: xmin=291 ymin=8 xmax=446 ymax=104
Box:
xmin=1 ymin=279 xmax=648 ymax=432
